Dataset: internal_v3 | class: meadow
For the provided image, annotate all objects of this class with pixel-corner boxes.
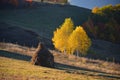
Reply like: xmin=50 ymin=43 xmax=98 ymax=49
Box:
xmin=0 ymin=2 xmax=120 ymax=80
xmin=0 ymin=42 xmax=120 ymax=80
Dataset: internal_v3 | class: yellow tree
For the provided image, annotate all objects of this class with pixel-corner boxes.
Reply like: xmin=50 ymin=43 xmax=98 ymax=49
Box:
xmin=52 ymin=18 xmax=74 ymax=53
xmin=68 ymin=26 xmax=91 ymax=56
xmin=92 ymin=6 xmax=99 ymax=14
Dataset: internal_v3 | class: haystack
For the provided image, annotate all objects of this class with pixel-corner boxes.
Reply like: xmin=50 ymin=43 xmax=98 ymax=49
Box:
xmin=31 ymin=43 xmax=54 ymax=68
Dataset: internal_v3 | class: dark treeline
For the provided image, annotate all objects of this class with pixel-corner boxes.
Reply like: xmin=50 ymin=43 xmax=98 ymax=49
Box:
xmin=83 ymin=4 xmax=120 ymax=44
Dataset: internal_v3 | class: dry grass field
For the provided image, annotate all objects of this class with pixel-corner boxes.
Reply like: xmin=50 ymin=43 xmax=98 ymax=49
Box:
xmin=0 ymin=42 xmax=120 ymax=80
xmin=0 ymin=56 xmax=119 ymax=80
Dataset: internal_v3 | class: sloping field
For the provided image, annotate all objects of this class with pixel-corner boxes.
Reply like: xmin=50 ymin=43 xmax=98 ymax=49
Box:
xmin=0 ymin=55 xmax=119 ymax=80
xmin=0 ymin=45 xmax=120 ymax=80
xmin=0 ymin=3 xmax=91 ymax=39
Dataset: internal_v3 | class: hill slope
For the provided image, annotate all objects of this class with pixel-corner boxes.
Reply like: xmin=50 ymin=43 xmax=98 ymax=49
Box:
xmin=0 ymin=2 xmax=91 ymax=39
xmin=0 ymin=2 xmax=120 ymax=63
xmin=0 ymin=57 xmax=103 ymax=80
xmin=0 ymin=51 xmax=120 ymax=80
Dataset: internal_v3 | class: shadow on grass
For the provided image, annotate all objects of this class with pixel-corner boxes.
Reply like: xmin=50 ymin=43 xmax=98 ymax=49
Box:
xmin=55 ymin=63 xmax=120 ymax=79
xmin=0 ymin=50 xmax=31 ymax=61
xmin=0 ymin=50 xmax=120 ymax=79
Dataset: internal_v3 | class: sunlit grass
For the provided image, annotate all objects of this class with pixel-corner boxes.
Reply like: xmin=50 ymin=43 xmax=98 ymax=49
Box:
xmin=0 ymin=56 xmax=112 ymax=80
xmin=0 ymin=42 xmax=120 ymax=76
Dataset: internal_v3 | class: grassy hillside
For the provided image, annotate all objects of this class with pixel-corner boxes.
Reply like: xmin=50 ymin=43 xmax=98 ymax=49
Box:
xmin=1 ymin=2 xmax=120 ymax=80
xmin=0 ymin=22 xmax=40 ymax=47
xmin=0 ymin=50 xmax=120 ymax=80
xmin=0 ymin=2 xmax=91 ymax=39
xmin=0 ymin=2 xmax=120 ymax=63
xmin=0 ymin=57 xmax=104 ymax=80
xmin=0 ymin=44 xmax=120 ymax=75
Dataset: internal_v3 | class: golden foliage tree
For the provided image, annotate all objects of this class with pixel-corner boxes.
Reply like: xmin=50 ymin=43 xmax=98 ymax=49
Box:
xmin=68 ymin=26 xmax=91 ymax=56
xmin=92 ymin=6 xmax=99 ymax=14
xmin=52 ymin=18 xmax=74 ymax=53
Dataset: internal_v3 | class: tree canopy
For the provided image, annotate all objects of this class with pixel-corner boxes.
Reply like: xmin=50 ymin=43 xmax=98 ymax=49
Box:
xmin=84 ymin=4 xmax=120 ymax=44
xmin=52 ymin=18 xmax=74 ymax=53
xmin=52 ymin=18 xmax=91 ymax=56
xmin=68 ymin=26 xmax=91 ymax=55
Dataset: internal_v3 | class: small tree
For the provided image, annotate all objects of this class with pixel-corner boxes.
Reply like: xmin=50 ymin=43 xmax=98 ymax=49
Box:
xmin=68 ymin=26 xmax=91 ymax=56
xmin=52 ymin=18 xmax=74 ymax=53
xmin=52 ymin=18 xmax=91 ymax=57
xmin=92 ymin=6 xmax=99 ymax=14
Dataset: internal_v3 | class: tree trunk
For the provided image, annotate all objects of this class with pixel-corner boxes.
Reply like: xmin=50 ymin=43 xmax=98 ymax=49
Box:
xmin=76 ymin=50 xmax=79 ymax=59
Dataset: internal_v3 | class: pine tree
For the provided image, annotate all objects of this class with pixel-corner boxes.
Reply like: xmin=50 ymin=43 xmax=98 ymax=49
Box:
xmin=68 ymin=26 xmax=91 ymax=56
xmin=52 ymin=18 xmax=74 ymax=53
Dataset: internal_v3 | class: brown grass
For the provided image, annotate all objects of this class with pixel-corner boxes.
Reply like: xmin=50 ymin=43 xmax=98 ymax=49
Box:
xmin=50 ymin=49 xmax=120 ymax=75
xmin=0 ymin=42 xmax=35 ymax=56
xmin=0 ymin=56 xmax=118 ymax=80
xmin=0 ymin=42 xmax=120 ymax=76
xmin=0 ymin=57 xmax=77 ymax=80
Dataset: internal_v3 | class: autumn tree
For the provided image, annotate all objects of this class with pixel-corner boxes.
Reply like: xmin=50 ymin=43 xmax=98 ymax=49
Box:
xmin=68 ymin=26 xmax=91 ymax=56
xmin=86 ymin=4 xmax=120 ymax=43
xmin=52 ymin=18 xmax=74 ymax=53
xmin=92 ymin=6 xmax=99 ymax=14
